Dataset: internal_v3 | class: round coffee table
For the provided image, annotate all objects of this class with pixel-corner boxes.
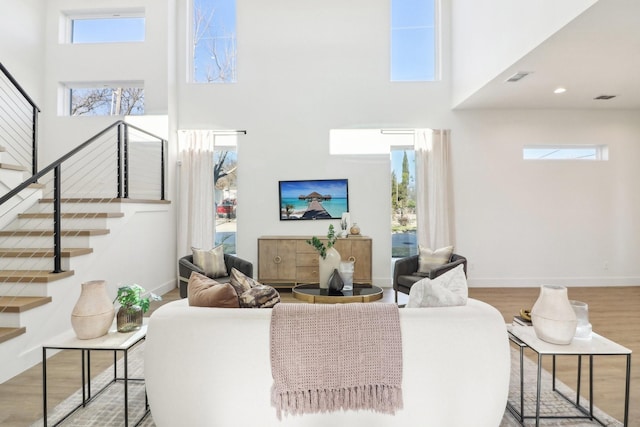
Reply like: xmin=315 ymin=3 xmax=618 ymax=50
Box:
xmin=292 ymin=284 xmax=384 ymax=303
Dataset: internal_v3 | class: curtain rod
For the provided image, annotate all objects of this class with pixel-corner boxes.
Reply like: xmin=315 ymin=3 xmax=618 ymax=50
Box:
xmin=380 ymin=129 xmax=415 ymax=135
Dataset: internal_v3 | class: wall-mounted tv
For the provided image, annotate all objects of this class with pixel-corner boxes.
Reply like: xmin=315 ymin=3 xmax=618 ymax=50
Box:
xmin=279 ymin=179 xmax=349 ymax=220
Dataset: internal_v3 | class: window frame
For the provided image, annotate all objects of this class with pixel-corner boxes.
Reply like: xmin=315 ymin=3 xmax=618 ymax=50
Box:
xmin=61 ymin=9 xmax=146 ymax=44
xmin=61 ymin=81 xmax=145 ymax=117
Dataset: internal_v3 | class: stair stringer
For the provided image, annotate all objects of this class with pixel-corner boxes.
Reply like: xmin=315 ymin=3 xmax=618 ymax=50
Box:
xmin=0 ymin=200 xmax=176 ymax=384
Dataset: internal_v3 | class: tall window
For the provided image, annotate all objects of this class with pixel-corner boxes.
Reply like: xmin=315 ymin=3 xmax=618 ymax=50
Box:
xmin=64 ymin=11 xmax=145 ymax=44
xmin=192 ymin=0 xmax=237 ymax=83
xmin=391 ymin=149 xmax=417 ymax=257
xmin=214 ymin=135 xmax=238 ymax=253
xmin=391 ymin=0 xmax=437 ymax=81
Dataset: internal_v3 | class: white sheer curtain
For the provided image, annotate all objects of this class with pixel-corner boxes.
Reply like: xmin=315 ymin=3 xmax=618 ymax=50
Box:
xmin=414 ymin=129 xmax=454 ymax=249
xmin=177 ymin=130 xmax=216 ymax=256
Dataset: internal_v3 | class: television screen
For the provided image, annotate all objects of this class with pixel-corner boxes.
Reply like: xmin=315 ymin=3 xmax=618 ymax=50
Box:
xmin=279 ymin=179 xmax=349 ymax=220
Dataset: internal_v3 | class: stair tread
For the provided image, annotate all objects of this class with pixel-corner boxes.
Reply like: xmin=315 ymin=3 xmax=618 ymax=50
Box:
xmin=0 ymin=163 xmax=28 ymax=171
xmin=39 ymin=197 xmax=170 ymax=204
xmin=0 ymin=270 xmax=74 ymax=283
xmin=18 ymin=212 xmax=124 ymax=219
xmin=0 ymin=295 xmax=52 ymax=312
xmin=0 ymin=229 xmax=109 ymax=236
xmin=0 ymin=248 xmax=93 ymax=257
xmin=0 ymin=327 xmax=26 ymax=344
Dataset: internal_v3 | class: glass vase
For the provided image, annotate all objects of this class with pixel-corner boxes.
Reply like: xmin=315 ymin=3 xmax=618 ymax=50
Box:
xmin=117 ymin=305 xmax=143 ymax=333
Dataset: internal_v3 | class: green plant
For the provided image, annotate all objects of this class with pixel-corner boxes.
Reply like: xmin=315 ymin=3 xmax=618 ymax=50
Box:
xmin=306 ymin=224 xmax=337 ymax=260
xmin=114 ymin=284 xmax=161 ymax=313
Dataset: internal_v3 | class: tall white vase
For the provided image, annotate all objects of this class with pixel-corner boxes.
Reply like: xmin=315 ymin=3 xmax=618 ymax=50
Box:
xmin=531 ymin=284 xmax=577 ymax=345
xmin=318 ymin=247 xmax=341 ymax=289
xmin=71 ymin=280 xmax=115 ymax=339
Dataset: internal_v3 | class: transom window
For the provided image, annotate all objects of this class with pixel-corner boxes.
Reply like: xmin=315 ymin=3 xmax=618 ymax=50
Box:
xmin=523 ymin=145 xmax=608 ymax=161
xmin=63 ymin=83 xmax=145 ymax=116
xmin=63 ymin=11 xmax=145 ymax=44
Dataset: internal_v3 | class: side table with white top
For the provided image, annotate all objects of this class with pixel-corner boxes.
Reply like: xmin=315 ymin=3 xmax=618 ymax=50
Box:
xmin=507 ymin=324 xmax=631 ymax=427
xmin=42 ymin=322 xmax=149 ymax=426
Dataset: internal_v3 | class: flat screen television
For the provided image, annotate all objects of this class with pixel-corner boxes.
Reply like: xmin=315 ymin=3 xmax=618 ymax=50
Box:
xmin=279 ymin=179 xmax=349 ymax=220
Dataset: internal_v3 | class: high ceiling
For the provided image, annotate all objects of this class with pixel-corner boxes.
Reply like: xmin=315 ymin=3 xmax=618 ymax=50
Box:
xmin=455 ymin=0 xmax=640 ymax=110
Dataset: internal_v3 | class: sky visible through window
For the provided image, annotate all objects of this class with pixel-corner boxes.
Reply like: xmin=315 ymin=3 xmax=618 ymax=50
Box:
xmin=71 ymin=17 xmax=145 ymax=43
xmin=391 ymin=0 xmax=436 ymax=81
xmin=192 ymin=0 xmax=237 ymax=83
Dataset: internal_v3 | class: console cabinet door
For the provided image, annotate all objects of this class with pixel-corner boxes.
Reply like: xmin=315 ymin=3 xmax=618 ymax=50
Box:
xmin=258 ymin=239 xmax=297 ymax=283
xmin=333 ymin=238 xmax=372 ymax=284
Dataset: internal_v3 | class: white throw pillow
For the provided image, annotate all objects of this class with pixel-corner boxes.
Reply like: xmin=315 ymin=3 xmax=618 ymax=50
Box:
xmin=192 ymin=245 xmax=227 ymax=278
xmin=407 ymin=264 xmax=467 ymax=308
xmin=417 ymin=245 xmax=454 ymax=274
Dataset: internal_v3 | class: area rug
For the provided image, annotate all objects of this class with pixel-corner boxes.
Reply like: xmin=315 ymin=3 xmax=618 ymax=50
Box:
xmin=33 ymin=343 xmax=622 ymax=427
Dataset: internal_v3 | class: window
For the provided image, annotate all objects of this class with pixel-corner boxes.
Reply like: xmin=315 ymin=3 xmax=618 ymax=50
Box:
xmin=391 ymin=0 xmax=437 ymax=81
xmin=214 ymin=134 xmax=238 ymax=254
xmin=64 ymin=11 xmax=145 ymax=44
xmin=391 ymin=149 xmax=417 ymax=257
xmin=523 ymin=145 xmax=608 ymax=161
xmin=191 ymin=0 xmax=237 ymax=83
xmin=65 ymin=83 xmax=144 ymax=116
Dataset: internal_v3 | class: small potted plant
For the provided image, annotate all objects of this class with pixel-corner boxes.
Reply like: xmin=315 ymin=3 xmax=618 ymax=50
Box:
xmin=114 ymin=284 xmax=161 ymax=333
xmin=306 ymin=225 xmax=340 ymax=289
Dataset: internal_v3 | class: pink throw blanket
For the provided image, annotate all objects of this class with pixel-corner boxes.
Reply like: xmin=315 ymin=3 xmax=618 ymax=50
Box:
xmin=270 ymin=303 xmax=403 ymax=418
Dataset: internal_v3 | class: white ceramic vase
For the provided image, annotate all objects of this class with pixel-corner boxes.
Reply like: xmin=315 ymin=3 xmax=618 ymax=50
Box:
xmin=318 ymin=247 xmax=341 ymax=289
xmin=531 ymin=284 xmax=577 ymax=345
xmin=71 ymin=280 xmax=115 ymax=339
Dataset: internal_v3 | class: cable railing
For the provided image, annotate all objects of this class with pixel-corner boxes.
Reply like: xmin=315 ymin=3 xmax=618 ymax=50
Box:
xmin=0 ymin=120 xmax=167 ymax=310
xmin=0 ymin=62 xmax=40 ymax=175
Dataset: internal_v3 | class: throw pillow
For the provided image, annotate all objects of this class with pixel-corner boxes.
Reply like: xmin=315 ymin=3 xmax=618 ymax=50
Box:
xmin=187 ymin=272 xmax=239 ymax=308
xmin=407 ymin=264 xmax=468 ymax=308
xmin=417 ymin=245 xmax=454 ymax=274
xmin=239 ymin=285 xmax=281 ymax=308
xmin=229 ymin=267 xmax=281 ymax=308
xmin=192 ymin=245 xmax=227 ymax=278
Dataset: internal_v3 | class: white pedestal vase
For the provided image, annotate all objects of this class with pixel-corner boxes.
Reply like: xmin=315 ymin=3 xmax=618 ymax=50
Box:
xmin=531 ymin=284 xmax=577 ymax=345
xmin=318 ymin=247 xmax=341 ymax=289
xmin=71 ymin=280 xmax=115 ymax=339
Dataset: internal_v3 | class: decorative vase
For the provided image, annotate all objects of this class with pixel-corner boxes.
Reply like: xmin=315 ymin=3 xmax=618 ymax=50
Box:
xmin=71 ymin=280 xmax=115 ymax=340
xmin=328 ymin=268 xmax=344 ymax=291
xmin=318 ymin=247 xmax=341 ymax=289
xmin=531 ymin=284 xmax=577 ymax=345
xmin=339 ymin=260 xmax=355 ymax=291
xmin=349 ymin=223 xmax=360 ymax=235
xmin=117 ymin=305 xmax=143 ymax=333
xmin=570 ymin=300 xmax=593 ymax=340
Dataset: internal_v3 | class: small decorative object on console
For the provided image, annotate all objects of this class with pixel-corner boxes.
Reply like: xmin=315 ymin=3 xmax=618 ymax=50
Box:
xmin=530 ymin=284 xmax=577 ymax=345
xmin=114 ymin=284 xmax=161 ymax=333
xmin=349 ymin=222 xmax=361 ymax=235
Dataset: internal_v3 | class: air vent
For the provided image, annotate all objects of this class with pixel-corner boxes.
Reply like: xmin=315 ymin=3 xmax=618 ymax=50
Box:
xmin=594 ymin=95 xmax=616 ymax=100
xmin=506 ymin=72 xmax=531 ymax=82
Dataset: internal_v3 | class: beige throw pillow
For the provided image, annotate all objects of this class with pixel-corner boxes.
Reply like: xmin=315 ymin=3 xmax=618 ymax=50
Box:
xmin=187 ymin=272 xmax=239 ymax=308
xmin=407 ymin=264 xmax=468 ymax=308
xmin=192 ymin=245 xmax=227 ymax=278
xmin=417 ymin=245 xmax=454 ymax=274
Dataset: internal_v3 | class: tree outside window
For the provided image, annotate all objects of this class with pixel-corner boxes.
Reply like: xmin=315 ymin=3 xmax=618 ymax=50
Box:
xmin=192 ymin=0 xmax=237 ymax=83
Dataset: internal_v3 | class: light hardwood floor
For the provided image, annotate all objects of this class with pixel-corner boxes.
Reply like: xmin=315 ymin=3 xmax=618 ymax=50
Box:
xmin=0 ymin=286 xmax=637 ymax=426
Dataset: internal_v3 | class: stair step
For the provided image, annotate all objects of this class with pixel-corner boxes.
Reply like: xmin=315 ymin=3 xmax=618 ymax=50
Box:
xmin=0 ymin=163 xmax=28 ymax=172
xmin=0 ymin=270 xmax=74 ymax=283
xmin=0 ymin=229 xmax=109 ymax=237
xmin=39 ymin=198 xmax=170 ymax=204
xmin=0 ymin=248 xmax=93 ymax=257
xmin=0 ymin=327 xmax=26 ymax=344
xmin=0 ymin=295 xmax=52 ymax=312
xmin=18 ymin=212 xmax=124 ymax=219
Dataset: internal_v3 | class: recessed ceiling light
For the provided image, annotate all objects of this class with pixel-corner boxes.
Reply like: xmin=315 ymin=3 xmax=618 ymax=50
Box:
xmin=505 ymin=72 xmax=532 ymax=82
xmin=554 ymin=87 xmax=566 ymax=94
xmin=594 ymin=95 xmax=616 ymax=100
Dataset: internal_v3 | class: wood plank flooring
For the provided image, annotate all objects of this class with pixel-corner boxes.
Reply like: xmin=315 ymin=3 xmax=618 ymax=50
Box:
xmin=0 ymin=286 xmax=637 ymax=426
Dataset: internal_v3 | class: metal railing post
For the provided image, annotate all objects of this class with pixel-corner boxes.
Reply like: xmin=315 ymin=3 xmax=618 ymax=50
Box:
xmin=160 ymin=139 xmax=166 ymax=200
xmin=123 ymin=124 xmax=129 ymax=199
xmin=32 ymin=108 xmax=38 ymax=175
xmin=52 ymin=165 xmax=63 ymax=273
xmin=117 ymin=123 xmax=123 ymax=198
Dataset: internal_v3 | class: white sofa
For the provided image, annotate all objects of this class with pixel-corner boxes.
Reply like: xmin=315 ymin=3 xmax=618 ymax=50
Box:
xmin=145 ymin=298 xmax=510 ymax=427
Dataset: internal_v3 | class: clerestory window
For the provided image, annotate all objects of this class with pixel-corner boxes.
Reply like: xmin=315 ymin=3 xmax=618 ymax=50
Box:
xmin=391 ymin=0 xmax=437 ymax=82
